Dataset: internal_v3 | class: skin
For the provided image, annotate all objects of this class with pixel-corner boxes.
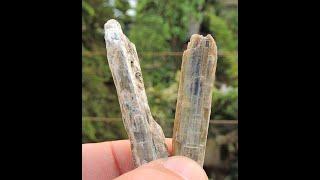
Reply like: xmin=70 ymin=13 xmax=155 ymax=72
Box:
xmin=82 ymin=138 xmax=208 ymax=180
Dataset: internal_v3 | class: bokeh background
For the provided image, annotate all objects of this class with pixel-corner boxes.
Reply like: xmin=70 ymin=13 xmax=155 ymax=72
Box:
xmin=82 ymin=0 xmax=238 ymax=179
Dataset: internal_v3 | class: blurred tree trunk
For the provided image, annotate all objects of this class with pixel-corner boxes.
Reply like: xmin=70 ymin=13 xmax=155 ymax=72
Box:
xmin=204 ymin=130 xmax=238 ymax=179
xmin=187 ymin=2 xmax=204 ymax=39
xmin=187 ymin=16 xmax=201 ymax=38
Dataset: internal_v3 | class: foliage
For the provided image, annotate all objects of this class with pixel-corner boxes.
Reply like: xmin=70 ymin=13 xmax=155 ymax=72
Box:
xmin=211 ymin=87 xmax=238 ymax=120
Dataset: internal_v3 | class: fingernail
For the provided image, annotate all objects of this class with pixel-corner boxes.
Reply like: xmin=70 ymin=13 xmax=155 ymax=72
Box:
xmin=163 ymin=156 xmax=208 ymax=180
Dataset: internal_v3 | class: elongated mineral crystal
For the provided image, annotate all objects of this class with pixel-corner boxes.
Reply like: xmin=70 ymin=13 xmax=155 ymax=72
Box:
xmin=173 ymin=34 xmax=218 ymax=166
xmin=104 ymin=19 xmax=168 ymax=167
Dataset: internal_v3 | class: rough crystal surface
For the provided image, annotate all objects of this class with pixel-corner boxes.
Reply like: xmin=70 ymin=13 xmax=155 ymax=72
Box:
xmin=104 ymin=19 xmax=168 ymax=167
xmin=173 ymin=34 xmax=218 ymax=166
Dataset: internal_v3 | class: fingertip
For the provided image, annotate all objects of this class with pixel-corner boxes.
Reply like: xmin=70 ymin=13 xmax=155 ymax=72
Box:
xmin=163 ymin=156 xmax=208 ymax=180
xmin=109 ymin=140 xmax=135 ymax=173
xmin=115 ymin=156 xmax=208 ymax=180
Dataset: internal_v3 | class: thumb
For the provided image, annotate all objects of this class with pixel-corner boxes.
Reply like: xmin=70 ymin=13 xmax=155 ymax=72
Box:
xmin=115 ymin=156 xmax=208 ymax=180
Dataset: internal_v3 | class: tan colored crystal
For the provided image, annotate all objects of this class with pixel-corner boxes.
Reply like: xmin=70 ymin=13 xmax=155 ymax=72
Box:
xmin=173 ymin=34 xmax=218 ymax=167
xmin=104 ymin=19 xmax=168 ymax=167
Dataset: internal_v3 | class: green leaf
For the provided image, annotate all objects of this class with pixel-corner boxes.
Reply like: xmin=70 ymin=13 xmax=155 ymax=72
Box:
xmin=82 ymin=1 xmax=95 ymax=16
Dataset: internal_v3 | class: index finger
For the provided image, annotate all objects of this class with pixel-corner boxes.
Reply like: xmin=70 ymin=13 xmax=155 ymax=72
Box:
xmin=82 ymin=138 xmax=172 ymax=180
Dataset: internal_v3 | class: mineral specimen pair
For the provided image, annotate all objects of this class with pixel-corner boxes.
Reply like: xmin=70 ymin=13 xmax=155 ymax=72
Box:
xmin=104 ymin=19 xmax=217 ymax=167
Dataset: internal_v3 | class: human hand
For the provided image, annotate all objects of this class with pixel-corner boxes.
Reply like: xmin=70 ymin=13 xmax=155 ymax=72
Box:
xmin=82 ymin=138 xmax=208 ymax=180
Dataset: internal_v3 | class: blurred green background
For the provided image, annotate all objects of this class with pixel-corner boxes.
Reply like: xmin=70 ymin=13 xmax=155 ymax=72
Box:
xmin=82 ymin=0 xmax=237 ymax=179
